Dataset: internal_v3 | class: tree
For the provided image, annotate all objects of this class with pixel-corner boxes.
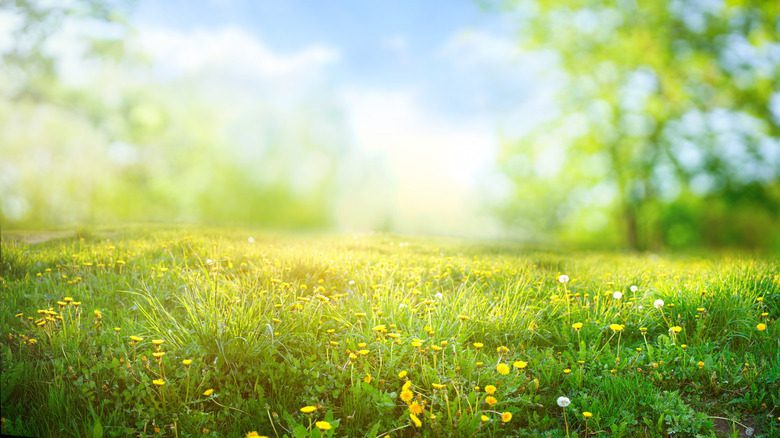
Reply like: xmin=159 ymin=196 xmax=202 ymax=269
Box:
xmin=499 ymin=0 xmax=780 ymax=250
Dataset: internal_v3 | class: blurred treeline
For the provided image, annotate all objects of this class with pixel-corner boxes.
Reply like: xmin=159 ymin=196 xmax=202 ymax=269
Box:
xmin=2 ymin=0 xmax=779 ymax=251
xmin=0 ymin=0 xmax=347 ymax=229
xmin=498 ymin=0 xmax=780 ymax=251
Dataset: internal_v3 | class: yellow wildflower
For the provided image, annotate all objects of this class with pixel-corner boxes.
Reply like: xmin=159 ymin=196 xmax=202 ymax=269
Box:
xmin=501 ymin=412 xmax=512 ymax=423
xmin=300 ymin=406 xmax=317 ymax=413
xmin=496 ymin=363 xmax=510 ymax=375
xmin=315 ymin=421 xmax=332 ymax=431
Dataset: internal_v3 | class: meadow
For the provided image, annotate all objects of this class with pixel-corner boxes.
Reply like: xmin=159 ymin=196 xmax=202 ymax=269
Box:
xmin=0 ymin=229 xmax=777 ymax=437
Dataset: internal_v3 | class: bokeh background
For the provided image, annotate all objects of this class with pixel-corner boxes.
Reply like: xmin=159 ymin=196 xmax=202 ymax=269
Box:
xmin=1 ymin=0 xmax=779 ymax=251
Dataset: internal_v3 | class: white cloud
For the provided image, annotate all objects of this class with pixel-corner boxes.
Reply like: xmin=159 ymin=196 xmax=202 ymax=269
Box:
xmin=338 ymin=87 xmax=500 ymax=236
xmin=137 ymin=26 xmax=340 ymax=78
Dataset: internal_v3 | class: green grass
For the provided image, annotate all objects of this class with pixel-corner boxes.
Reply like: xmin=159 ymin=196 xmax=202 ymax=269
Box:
xmin=1 ymin=228 xmax=778 ymax=437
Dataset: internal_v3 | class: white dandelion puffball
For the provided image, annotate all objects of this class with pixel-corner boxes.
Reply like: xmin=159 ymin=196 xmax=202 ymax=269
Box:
xmin=613 ymin=291 xmax=623 ymax=300
xmin=630 ymin=285 xmax=638 ymax=293
xmin=557 ymin=396 xmax=571 ymax=407
xmin=247 ymin=236 xmax=255 ymax=244
xmin=435 ymin=292 xmax=443 ymax=300
xmin=348 ymin=280 xmax=355 ymax=286
xmin=654 ymin=299 xmax=665 ymax=309
xmin=558 ymin=274 xmax=569 ymax=284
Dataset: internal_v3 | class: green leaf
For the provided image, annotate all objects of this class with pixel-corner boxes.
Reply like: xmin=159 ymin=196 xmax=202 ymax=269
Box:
xmin=92 ymin=419 xmax=103 ymax=438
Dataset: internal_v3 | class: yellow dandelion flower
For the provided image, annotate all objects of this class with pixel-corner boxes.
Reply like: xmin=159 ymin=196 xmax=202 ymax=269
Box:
xmin=152 ymin=379 xmax=165 ymax=386
xmin=130 ymin=335 xmax=143 ymax=342
xmin=485 ymin=395 xmax=497 ymax=406
xmin=432 ymin=383 xmax=446 ymax=390
xmin=513 ymin=360 xmax=528 ymax=369
xmin=300 ymin=406 xmax=317 ymax=413
xmin=670 ymin=326 xmax=682 ymax=334
xmin=402 ymin=380 xmax=412 ymax=391
xmin=572 ymin=322 xmax=583 ymax=330
xmin=152 ymin=352 xmax=165 ymax=359
xmin=315 ymin=421 xmax=332 ymax=431
xmin=203 ymin=388 xmax=214 ymax=396
xmin=152 ymin=339 xmax=165 ymax=346
xmin=697 ymin=361 xmax=704 ymax=369
xmin=501 ymin=412 xmax=512 ymax=423
xmin=358 ymin=349 xmax=370 ymax=356
xmin=485 ymin=385 xmax=497 ymax=395
xmin=496 ymin=345 xmax=509 ymax=354
xmin=363 ymin=374 xmax=373 ymax=383
xmin=496 ymin=363 xmax=510 ymax=375
xmin=409 ymin=414 xmax=422 ymax=428
xmin=472 ymin=342 xmax=484 ymax=349
xmin=409 ymin=401 xmax=424 ymax=415
xmin=757 ymin=323 xmax=766 ymax=331
xmin=583 ymin=411 xmax=593 ymax=419
xmin=563 ymin=368 xmax=571 ymax=374
xmin=400 ymin=389 xmax=414 ymax=403
xmin=398 ymin=370 xmax=408 ymax=379
xmin=481 ymin=415 xmax=489 ymax=422
xmin=182 ymin=359 xmax=192 ymax=366
xmin=609 ymin=324 xmax=624 ymax=332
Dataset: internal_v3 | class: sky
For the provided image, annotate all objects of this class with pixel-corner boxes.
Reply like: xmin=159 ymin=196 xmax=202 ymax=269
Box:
xmin=126 ymin=0 xmax=555 ymax=235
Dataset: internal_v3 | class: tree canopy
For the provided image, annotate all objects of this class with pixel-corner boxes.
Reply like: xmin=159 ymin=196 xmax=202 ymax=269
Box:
xmin=499 ymin=0 xmax=780 ymax=250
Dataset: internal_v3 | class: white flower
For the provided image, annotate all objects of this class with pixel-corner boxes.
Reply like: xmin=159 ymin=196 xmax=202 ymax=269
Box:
xmin=653 ymin=299 xmax=664 ymax=309
xmin=348 ymin=280 xmax=355 ymax=286
xmin=434 ymin=292 xmax=443 ymax=300
xmin=556 ymin=396 xmax=571 ymax=407
xmin=613 ymin=291 xmax=623 ymax=300
xmin=205 ymin=258 xmax=214 ymax=265
xmin=630 ymin=285 xmax=638 ymax=293
xmin=247 ymin=236 xmax=255 ymax=244
xmin=399 ymin=303 xmax=406 ymax=309
xmin=558 ymin=275 xmax=569 ymax=284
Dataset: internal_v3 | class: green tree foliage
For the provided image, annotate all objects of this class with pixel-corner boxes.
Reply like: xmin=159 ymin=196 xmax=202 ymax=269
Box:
xmin=499 ymin=0 xmax=780 ymax=250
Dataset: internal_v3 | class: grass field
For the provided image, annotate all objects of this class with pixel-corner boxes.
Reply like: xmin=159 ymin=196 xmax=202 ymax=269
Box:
xmin=1 ymin=229 xmax=777 ymax=437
